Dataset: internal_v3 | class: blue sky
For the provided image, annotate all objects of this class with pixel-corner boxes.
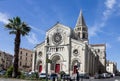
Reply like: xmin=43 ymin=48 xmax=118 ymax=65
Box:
xmin=0 ymin=0 xmax=120 ymax=70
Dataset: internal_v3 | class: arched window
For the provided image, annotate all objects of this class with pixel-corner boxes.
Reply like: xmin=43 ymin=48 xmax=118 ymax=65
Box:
xmin=82 ymin=33 xmax=85 ymax=39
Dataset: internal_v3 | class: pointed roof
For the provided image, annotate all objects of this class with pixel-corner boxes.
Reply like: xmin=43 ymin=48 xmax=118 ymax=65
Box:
xmin=75 ymin=10 xmax=87 ymax=27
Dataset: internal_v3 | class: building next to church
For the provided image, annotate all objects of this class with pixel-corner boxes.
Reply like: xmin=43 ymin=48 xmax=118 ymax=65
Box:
xmin=18 ymin=48 xmax=33 ymax=72
xmin=0 ymin=50 xmax=13 ymax=70
xmin=106 ymin=60 xmax=117 ymax=74
xmin=32 ymin=11 xmax=106 ymax=75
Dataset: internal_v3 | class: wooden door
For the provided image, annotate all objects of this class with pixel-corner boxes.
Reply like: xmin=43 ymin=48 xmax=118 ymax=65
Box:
xmin=55 ymin=64 xmax=60 ymax=73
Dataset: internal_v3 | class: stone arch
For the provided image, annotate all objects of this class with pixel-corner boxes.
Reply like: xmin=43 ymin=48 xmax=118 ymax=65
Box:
xmin=50 ymin=53 xmax=64 ymax=73
xmin=50 ymin=53 xmax=64 ymax=61
xmin=71 ymin=58 xmax=81 ymax=73
xmin=37 ymin=60 xmax=42 ymax=73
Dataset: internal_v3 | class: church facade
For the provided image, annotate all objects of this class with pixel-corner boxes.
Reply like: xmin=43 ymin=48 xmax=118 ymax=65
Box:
xmin=32 ymin=11 xmax=106 ymax=75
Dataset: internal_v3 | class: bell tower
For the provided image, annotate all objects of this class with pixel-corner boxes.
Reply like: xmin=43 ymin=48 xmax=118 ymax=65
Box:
xmin=74 ymin=10 xmax=88 ymax=42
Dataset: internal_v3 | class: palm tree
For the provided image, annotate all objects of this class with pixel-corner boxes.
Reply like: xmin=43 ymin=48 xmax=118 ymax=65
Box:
xmin=5 ymin=16 xmax=31 ymax=78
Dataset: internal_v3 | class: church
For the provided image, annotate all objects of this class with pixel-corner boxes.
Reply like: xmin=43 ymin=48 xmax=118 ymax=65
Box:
xmin=32 ymin=11 xmax=106 ymax=75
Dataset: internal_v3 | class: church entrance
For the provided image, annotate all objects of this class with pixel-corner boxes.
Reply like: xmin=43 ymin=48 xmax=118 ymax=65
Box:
xmin=50 ymin=55 xmax=63 ymax=73
xmin=39 ymin=65 xmax=42 ymax=73
xmin=37 ymin=60 xmax=42 ymax=73
xmin=55 ymin=64 xmax=60 ymax=73
xmin=72 ymin=60 xmax=80 ymax=74
xmin=73 ymin=65 xmax=77 ymax=73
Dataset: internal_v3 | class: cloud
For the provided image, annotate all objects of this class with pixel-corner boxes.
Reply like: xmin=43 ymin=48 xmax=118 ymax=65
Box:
xmin=106 ymin=43 xmax=112 ymax=48
xmin=105 ymin=0 xmax=116 ymax=9
xmin=0 ymin=12 xmax=9 ymax=24
xmin=103 ymin=0 xmax=116 ymax=21
xmin=89 ymin=0 xmax=117 ymax=37
xmin=117 ymin=36 xmax=120 ymax=41
xmin=25 ymin=25 xmax=46 ymax=45
xmin=89 ymin=25 xmax=98 ymax=37
xmin=30 ymin=25 xmax=46 ymax=35
xmin=26 ymin=32 xmax=39 ymax=45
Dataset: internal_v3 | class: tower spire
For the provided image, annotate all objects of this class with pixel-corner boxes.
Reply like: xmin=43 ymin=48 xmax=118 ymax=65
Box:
xmin=74 ymin=10 xmax=88 ymax=42
xmin=75 ymin=10 xmax=86 ymax=27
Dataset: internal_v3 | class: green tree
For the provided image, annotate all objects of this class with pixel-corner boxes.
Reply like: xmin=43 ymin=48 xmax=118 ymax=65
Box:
xmin=5 ymin=16 xmax=31 ymax=78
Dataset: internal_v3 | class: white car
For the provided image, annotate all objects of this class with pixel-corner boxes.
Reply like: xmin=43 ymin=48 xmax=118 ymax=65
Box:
xmin=39 ymin=73 xmax=46 ymax=79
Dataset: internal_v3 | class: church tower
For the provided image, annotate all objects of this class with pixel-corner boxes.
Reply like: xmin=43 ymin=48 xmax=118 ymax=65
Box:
xmin=74 ymin=10 xmax=88 ymax=42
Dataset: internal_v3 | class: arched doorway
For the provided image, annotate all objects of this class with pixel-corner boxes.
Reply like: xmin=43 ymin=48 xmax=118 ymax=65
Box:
xmin=72 ymin=60 xmax=80 ymax=74
xmin=51 ymin=55 xmax=61 ymax=73
xmin=37 ymin=60 xmax=42 ymax=73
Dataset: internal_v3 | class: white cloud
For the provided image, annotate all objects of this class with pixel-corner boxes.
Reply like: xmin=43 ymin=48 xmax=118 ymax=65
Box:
xmin=26 ymin=32 xmax=39 ymax=45
xmin=0 ymin=12 xmax=9 ymax=24
xmin=105 ymin=0 xmax=116 ymax=9
xmin=117 ymin=36 xmax=120 ymax=41
xmin=106 ymin=43 xmax=112 ymax=48
xmin=25 ymin=25 xmax=45 ymax=45
xmin=89 ymin=0 xmax=117 ymax=37
xmin=89 ymin=26 xmax=98 ymax=37
xmin=103 ymin=0 xmax=116 ymax=21
xmin=30 ymin=25 xmax=46 ymax=35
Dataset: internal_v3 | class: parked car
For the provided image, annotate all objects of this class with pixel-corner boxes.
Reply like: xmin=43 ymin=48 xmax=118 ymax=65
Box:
xmin=0 ymin=70 xmax=6 ymax=75
xmin=22 ymin=72 xmax=28 ymax=77
xmin=94 ymin=74 xmax=102 ymax=79
xmin=79 ymin=73 xmax=89 ymax=79
xmin=101 ymin=73 xmax=111 ymax=78
xmin=62 ymin=74 xmax=71 ymax=80
xmin=39 ymin=73 xmax=47 ymax=79
xmin=49 ymin=73 xmax=58 ymax=80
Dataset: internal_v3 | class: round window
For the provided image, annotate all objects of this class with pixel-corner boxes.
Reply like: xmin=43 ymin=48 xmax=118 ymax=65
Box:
xmin=38 ymin=51 xmax=42 ymax=57
xmin=52 ymin=32 xmax=62 ymax=45
xmin=73 ymin=49 xmax=78 ymax=56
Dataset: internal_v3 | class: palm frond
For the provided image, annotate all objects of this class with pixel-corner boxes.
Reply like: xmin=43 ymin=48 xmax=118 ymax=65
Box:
xmin=9 ymin=30 xmax=17 ymax=34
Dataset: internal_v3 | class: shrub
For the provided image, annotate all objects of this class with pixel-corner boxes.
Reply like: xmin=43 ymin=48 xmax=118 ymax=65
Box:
xmin=5 ymin=66 xmax=13 ymax=78
xmin=59 ymin=71 xmax=66 ymax=78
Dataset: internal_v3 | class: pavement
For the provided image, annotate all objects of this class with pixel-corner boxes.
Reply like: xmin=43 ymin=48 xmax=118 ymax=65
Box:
xmin=0 ymin=76 xmax=120 ymax=81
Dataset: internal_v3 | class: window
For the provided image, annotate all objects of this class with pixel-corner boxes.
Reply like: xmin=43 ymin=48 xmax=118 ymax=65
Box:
xmin=20 ymin=62 xmax=22 ymax=66
xmin=38 ymin=51 xmax=42 ymax=57
xmin=25 ymin=63 xmax=27 ymax=66
xmin=31 ymin=54 xmax=32 ymax=57
xmin=20 ymin=51 xmax=22 ymax=54
xmin=82 ymin=33 xmax=85 ymax=39
xmin=77 ymin=27 xmax=81 ymax=30
xmin=26 ymin=57 xmax=27 ymax=61
xmin=26 ymin=53 xmax=28 ymax=56
xmin=78 ymin=32 xmax=80 ymax=38
xmin=98 ymin=49 xmax=100 ymax=53
xmin=73 ymin=49 xmax=79 ymax=56
xmin=82 ymin=28 xmax=86 ymax=31
xmin=20 ymin=56 xmax=22 ymax=59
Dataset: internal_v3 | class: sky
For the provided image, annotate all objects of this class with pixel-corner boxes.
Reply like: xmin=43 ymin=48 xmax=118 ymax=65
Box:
xmin=0 ymin=0 xmax=120 ymax=70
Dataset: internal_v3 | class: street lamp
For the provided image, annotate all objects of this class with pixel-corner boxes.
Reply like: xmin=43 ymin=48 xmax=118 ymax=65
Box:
xmin=46 ymin=36 xmax=49 ymax=81
xmin=46 ymin=47 xmax=49 ymax=81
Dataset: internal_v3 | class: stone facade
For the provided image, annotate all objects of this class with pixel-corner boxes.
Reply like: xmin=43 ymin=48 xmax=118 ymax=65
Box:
xmin=0 ymin=50 xmax=13 ymax=70
xmin=106 ymin=60 xmax=117 ymax=74
xmin=32 ymin=11 xmax=106 ymax=75
xmin=18 ymin=48 xmax=33 ymax=72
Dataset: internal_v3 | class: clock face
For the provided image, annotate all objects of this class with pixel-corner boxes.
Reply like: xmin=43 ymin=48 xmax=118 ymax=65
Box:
xmin=53 ymin=32 xmax=62 ymax=44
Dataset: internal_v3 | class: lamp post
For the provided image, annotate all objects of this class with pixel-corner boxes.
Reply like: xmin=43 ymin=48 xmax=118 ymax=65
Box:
xmin=76 ymin=61 xmax=80 ymax=81
xmin=46 ymin=46 xmax=49 ymax=81
xmin=46 ymin=36 xmax=49 ymax=81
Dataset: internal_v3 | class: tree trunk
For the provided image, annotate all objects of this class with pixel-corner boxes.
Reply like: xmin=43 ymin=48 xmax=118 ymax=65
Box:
xmin=13 ymin=31 xmax=20 ymax=78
